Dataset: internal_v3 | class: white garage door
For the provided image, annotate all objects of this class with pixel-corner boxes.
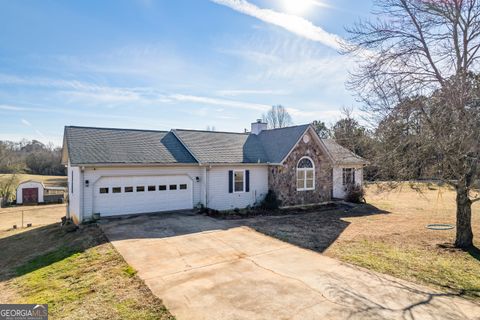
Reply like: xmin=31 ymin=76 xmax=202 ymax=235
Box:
xmin=93 ymin=175 xmax=193 ymax=217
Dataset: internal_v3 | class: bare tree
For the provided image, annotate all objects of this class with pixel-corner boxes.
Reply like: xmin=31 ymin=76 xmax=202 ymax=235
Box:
xmin=345 ymin=0 xmax=480 ymax=248
xmin=206 ymin=125 xmax=216 ymax=131
xmin=262 ymin=105 xmax=293 ymax=129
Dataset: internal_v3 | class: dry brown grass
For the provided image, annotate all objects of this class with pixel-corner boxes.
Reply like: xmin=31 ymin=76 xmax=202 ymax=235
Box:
xmin=325 ymin=182 xmax=480 ymax=298
xmin=0 ymin=173 xmax=67 ymax=187
xmin=0 ymin=205 xmax=66 ymax=238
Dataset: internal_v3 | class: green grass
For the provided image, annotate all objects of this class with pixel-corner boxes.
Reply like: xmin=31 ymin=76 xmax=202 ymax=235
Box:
xmin=331 ymin=239 xmax=480 ymax=298
xmin=2 ymin=224 xmax=174 ymax=320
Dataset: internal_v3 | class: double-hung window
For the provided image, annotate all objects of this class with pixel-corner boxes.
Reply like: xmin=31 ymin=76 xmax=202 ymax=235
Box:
xmin=234 ymin=171 xmax=244 ymax=192
xmin=342 ymin=168 xmax=355 ymax=186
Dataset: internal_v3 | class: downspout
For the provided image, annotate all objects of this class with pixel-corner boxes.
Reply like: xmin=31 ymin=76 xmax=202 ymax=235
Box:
xmin=79 ymin=167 xmax=85 ymax=223
xmin=205 ymin=166 xmax=210 ymax=208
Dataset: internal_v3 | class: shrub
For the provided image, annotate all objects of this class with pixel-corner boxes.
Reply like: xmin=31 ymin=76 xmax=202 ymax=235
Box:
xmin=345 ymin=184 xmax=365 ymax=203
xmin=260 ymin=190 xmax=280 ymax=210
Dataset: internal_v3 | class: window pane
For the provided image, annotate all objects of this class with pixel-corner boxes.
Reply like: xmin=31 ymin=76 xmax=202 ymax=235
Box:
xmin=235 ymin=182 xmax=244 ymax=192
xmin=234 ymin=171 xmax=244 ymax=192
xmin=159 ymin=185 xmax=167 ymax=191
xmin=169 ymin=184 xmax=177 ymax=190
xmin=99 ymin=187 xmax=109 ymax=194
xmin=125 ymin=186 xmax=133 ymax=193
xmin=112 ymin=187 xmax=121 ymax=193
xmin=234 ymin=171 xmax=244 ymax=182
xmin=306 ymin=179 xmax=314 ymax=189
xmin=298 ymin=158 xmax=313 ymax=168
xmin=148 ymin=185 xmax=156 ymax=191
xmin=179 ymin=184 xmax=187 ymax=190
xmin=136 ymin=186 xmax=145 ymax=192
xmin=297 ymin=179 xmax=305 ymax=190
xmin=306 ymin=170 xmax=314 ymax=179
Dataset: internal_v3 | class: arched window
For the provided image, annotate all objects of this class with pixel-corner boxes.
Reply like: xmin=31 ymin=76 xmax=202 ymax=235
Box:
xmin=297 ymin=157 xmax=315 ymax=191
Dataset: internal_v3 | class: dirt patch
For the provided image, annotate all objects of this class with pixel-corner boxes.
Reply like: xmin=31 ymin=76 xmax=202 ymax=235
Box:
xmin=0 ymin=204 xmax=66 ymax=238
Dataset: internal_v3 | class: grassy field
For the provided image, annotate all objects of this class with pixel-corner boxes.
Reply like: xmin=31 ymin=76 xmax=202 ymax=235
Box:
xmin=0 ymin=219 xmax=174 ymax=319
xmin=0 ymin=173 xmax=67 ymax=187
xmin=326 ymin=182 xmax=480 ymax=299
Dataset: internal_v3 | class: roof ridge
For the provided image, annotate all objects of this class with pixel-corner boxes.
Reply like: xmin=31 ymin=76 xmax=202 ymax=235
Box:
xmin=174 ymin=129 xmax=249 ymax=135
xmin=260 ymin=123 xmax=310 ymax=132
xmin=65 ymin=125 xmax=169 ymax=133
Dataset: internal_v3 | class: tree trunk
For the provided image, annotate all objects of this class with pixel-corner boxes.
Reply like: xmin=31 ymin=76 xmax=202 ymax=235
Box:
xmin=455 ymin=186 xmax=474 ymax=248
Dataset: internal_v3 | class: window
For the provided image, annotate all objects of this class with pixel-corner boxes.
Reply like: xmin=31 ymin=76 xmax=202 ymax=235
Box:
xmin=342 ymin=168 xmax=355 ymax=186
xmin=234 ymin=171 xmax=244 ymax=192
xmin=297 ymin=157 xmax=315 ymax=191
xmin=179 ymin=184 xmax=187 ymax=190
xmin=99 ymin=187 xmax=109 ymax=194
xmin=125 ymin=186 xmax=133 ymax=193
xmin=159 ymin=185 xmax=167 ymax=191
xmin=169 ymin=184 xmax=177 ymax=190
xmin=136 ymin=186 xmax=145 ymax=192
xmin=148 ymin=185 xmax=156 ymax=191
xmin=112 ymin=187 xmax=121 ymax=193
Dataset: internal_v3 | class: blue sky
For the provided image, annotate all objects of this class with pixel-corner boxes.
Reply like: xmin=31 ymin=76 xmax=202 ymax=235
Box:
xmin=0 ymin=0 xmax=374 ymax=146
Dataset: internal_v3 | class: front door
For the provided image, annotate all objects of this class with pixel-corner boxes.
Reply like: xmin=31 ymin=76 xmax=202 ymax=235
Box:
xmin=23 ymin=188 xmax=38 ymax=204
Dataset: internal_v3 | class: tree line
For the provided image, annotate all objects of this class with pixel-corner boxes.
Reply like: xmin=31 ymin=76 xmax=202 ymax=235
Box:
xmin=0 ymin=140 xmax=65 ymax=176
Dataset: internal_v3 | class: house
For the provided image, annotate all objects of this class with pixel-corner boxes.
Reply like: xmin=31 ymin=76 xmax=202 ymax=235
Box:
xmin=62 ymin=121 xmax=367 ymax=224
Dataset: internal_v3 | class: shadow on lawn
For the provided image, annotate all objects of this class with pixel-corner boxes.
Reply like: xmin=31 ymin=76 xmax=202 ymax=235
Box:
xmin=467 ymin=245 xmax=480 ymax=262
xmin=0 ymin=223 xmax=107 ymax=282
xmin=238 ymin=202 xmax=390 ymax=253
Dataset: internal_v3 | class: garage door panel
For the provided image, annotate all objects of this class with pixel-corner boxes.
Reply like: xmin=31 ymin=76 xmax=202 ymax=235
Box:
xmin=93 ymin=175 xmax=193 ymax=216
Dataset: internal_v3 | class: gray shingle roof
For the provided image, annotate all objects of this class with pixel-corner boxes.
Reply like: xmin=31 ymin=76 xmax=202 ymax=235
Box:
xmin=64 ymin=126 xmax=197 ymax=165
xmin=321 ymin=139 xmax=367 ymax=165
xmin=173 ymin=130 xmax=269 ymax=163
xmin=63 ymin=125 xmax=367 ymax=166
xmin=257 ymin=124 xmax=310 ymax=163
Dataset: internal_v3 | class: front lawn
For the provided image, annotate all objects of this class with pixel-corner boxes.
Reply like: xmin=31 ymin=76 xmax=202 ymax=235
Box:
xmin=242 ymin=183 xmax=480 ymax=300
xmin=0 ymin=223 xmax=174 ymax=320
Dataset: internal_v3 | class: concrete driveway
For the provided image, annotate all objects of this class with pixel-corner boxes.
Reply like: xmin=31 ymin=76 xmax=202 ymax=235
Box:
xmin=100 ymin=212 xmax=480 ymax=320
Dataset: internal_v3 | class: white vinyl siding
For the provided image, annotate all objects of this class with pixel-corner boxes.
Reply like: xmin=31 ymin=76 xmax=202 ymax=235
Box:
xmin=67 ymin=163 xmax=82 ymax=223
xmin=208 ymin=166 xmax=268 ymax=211
xmin=333 ymin=165 xmax=363 ymax=199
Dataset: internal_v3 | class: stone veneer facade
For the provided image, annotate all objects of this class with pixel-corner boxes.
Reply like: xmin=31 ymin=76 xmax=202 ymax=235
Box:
xmin=268 ymin=130 xmax=332 ymax=206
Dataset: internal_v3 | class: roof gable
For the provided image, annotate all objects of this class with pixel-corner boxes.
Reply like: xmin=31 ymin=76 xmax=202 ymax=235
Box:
xmin=256 ymin=124 xmax=310 ymax=163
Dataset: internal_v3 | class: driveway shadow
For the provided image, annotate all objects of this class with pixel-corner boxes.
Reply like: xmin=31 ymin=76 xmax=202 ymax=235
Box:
xmin=236 ymin=203 xmax=389 ymax=253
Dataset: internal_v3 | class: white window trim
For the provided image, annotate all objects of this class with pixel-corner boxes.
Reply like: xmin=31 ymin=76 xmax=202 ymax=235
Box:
xmin=342 ymin=168 xmax=356 ymax=186
xmin=233 ymin=169 xmax=246 ymax=193
xmin=297 ymin=156 xmax=315 ymax=191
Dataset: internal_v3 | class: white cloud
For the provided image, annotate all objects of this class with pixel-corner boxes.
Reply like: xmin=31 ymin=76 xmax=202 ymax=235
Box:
xmin=216 ymin=89 xmax=288 ymax=96
xmin=0 ymin=104 xmax=28 ymax=111
xmin=211 ymin=0 xmax=346 ymax=50
xmin=169 ymin=94 xmax=271 ymax=111
xmin=21 ymin=119 xmax=31 ymax=127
